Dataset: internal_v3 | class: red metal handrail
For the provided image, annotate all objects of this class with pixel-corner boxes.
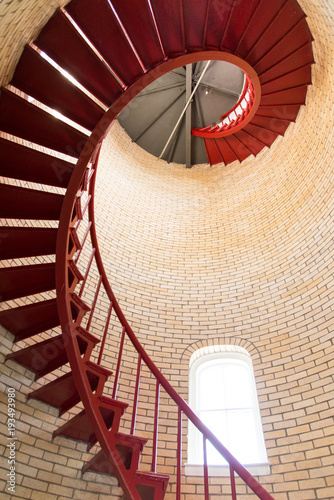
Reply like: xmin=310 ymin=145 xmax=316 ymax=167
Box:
xmin=192 ymin=75 xmax=256 ymax=138
xmin=56 ymin=134 xmax=274 ymax=499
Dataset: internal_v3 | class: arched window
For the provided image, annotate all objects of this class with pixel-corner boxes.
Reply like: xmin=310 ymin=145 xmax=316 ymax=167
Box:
xmin=186 ymin=345 xmax=270 ymax=476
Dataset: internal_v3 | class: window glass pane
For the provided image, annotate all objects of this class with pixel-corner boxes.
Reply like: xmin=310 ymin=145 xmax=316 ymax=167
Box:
xmin=198 ymin=363 xmax=224 ymax=410
xmin=224 ymin=362 xmax=253 ymax=409
xmin=226 ymin=410 xmax=260 ymax=463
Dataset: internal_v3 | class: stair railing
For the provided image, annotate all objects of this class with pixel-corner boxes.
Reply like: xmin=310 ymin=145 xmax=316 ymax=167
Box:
xmin=192 ymin=75 xmax=256 ymax=138
xmin=56 ymin=131 xmax=274 ymax=499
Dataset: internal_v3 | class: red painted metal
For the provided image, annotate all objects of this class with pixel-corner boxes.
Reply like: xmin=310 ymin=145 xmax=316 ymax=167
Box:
xmin=75 ymin=221 xmax=92 ymax=263
xmin=0 ymin=137 xmax=74 ymax=188
xmin=203 ymin=436 xmax=209 ymax=500
xmin=0 ymin=299 xmax=59 ymax=343
xmin=112 ymin=326 xmax=126 ymax=399
xmin=86 ymin=275 xmax=103 ymax=331
xmin=131 ymin=354 xmax=142 ymax=435
xmin=176 ymin=407 xmax=182 ymax=500
xmin=230 ymin=465 xmax=237 ymax=500
xmin=151 ymin=380 xmax=160 ymax=473
xmin=0 ymin=227 xmax=57 ymax=260
xmin=35 ymin=9 xmax=123 ymax=106
xmin=0 ymin=184 xmax=63 ymax=221
xmin=97 ymin=302 xmax=113 ymax=365
xmin=0 ymin=263 xmax=55 ymax=301
xmin=0 ymin=89 xmax=87 ymax=158
xmin=78 ymin=248 xmax=96 ymax=298
xmin=66 ymin=0 xmax=144 ymax=86
xmin=12 ymin=45 xmax=104 ymax=131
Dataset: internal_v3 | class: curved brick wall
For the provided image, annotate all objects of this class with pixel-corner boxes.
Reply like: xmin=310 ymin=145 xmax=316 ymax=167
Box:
xmin=1 ymin=0 xmax=334 ymax=499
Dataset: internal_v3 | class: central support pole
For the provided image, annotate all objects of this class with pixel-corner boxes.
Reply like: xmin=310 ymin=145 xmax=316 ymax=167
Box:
xmin=159 ymin=60 xmax=211 ymax=160
xmin=185 ymin=63 xmax=192 ymax=168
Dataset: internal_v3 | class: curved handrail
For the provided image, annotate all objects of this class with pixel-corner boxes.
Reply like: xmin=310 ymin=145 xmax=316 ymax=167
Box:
xmin=88 ymin=151 xmax=274 ymax=499
xmin=192 ymin=75 xmax=256 ymax=138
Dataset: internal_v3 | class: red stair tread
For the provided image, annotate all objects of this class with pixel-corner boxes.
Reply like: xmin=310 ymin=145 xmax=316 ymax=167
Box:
xmin=0 ymin=89 xmax=87 ymax=158
xmin=0 ymin=263 xmax=55 ymax=302
xmin=246 ymin=1 xmax=306 ymax=66
xmin=224 ymin=135 xmax=253 ymax=163
xmin=235 ymin=0 xmax=287 ymax=57
xmin=202 ymin=0 xmax=234 ymax=49
xmin=0 ymin=299 xmax=59 ymax=342
xmin=222 ymin=0 xmax=262 ymax=53
xmin=150 ymin=0 xmax=185 ymax=55
xmin=0 ymin=184 xmax=63 ymax=221
xmin=260 ymin=85 xmax=308 ymax=106
xmin=251 ymin=115 xmax=290 ymax=136
xmin=66 ymin=0 xmax=144 ymax=86
xmin=11 ymin=45 xmax=104 ymax=132
xmin=215 ymin=138 xmax=239 ymax=166
xmin=6 ymin=335 xmax=69 ymax=380
xmin=261 ymin=65 xmax=312 ymax=94
xmin=182 ymin=0 xmax=210 ymax=49
xmin=255 ymin=24 xmax=314 ymax=77
xmin=35 ymin=9 xmax=122 ymax=106
xmin=256 ymin=105 xmax=301 ymax=123
xmin=203 ymin=138 xmax=224 ymax=166
xmin=233 ymin=129 xmax=266 ymax=157
xmin=108 ymin=0 xmax=165 ymax=68
xmin=0 ymin=227 xmax=57 ymax=260
xmin=243 ymin=123 xmax=278 ymax=148
xmin=0 ymin=137 xmax=74 ymax=188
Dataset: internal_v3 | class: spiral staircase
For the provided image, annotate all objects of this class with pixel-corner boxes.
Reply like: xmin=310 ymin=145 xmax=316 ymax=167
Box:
xmin=0 ymin=0 xmax=313 ymax=498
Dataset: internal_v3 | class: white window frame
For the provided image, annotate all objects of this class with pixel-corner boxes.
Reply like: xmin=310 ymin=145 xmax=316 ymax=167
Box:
xmin=186 ymin=345 xmax=270 ymax=477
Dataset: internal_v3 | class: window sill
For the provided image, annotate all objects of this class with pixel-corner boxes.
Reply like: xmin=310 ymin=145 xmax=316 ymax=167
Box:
xmin=185 ymin=462 xmax=271 ymax=477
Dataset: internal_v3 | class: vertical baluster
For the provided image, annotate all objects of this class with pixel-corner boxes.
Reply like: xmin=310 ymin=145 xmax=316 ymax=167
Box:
xmin=78 ymin=248 xmax=96 ymax=298
xmin=112 ymin=326 xmax=126 ymax=399
xmin=230 ymin=465 xmax=237 ymax=500
xmin=97 ymin=301 xmax=113 ymax=365
xmin=176 ymin=407 xmax=182 ymax=500
xmin=75 ymin=221 xmax=92 ymax=263
xmin=131 ymin=354 xmax=141 ymax=435
xmin=151 ymin=379 xmax=160 ymax=472
xmin=86 ymin=275 xmax=103 ymax=330
xmin=203 ymin=436 xmax=209 ymax=500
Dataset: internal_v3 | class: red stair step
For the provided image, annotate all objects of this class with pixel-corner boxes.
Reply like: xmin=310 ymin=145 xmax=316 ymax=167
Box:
xmin=201 ymin=0 xmax=234 ymax=50
xmin=255 ymin=25 xmax=314 ymax=78
xmin=235 ymin=0 xmax=287 ymax=57
xmin=223 ymin=135 xmax=253 ymax=163
xmin=6 ymin=335 xmax=72 ymax=380
xmin=234 ymin=129 xmax=266 ymax=157
xmin=35 ymin=9 xmax=122 ymax=107
xmin=107 ymin=0 xmax=165 ymax=69
xmin=66 ymin=0 xmax=144 ymax=87
xmin=53 ymin=394 xmax=128 ymax=449
xmin=203 ymin=138 xmax=224 ymax=166
xmin=135 ymin=471 xmax=169 ymax=500
xmin=0 ymin=227 xmax=57 ymax=260
xmin=215 ymin=137 xmax=240 ymax=166
xmin=246 ymin=1 xmax=306 ymax=66
xmin=261 ymin=65 xmax=312 ymax=94
xmin=222 ymin=0 xmax=261 ymax=53
xmin=256 ymin=105 xmax=301 ymax=123
xmin=0 ymin=184 xmax=63 ymax=220
xmin=0 ymin=137 xmax=74 ymax=188
xmin=0 ymin=299 xmax=59 ymax=343
xmin=149 ymin=0 xmax=186 ymax=56
xmin=243 ymin=123 xmax=279 ymax=148
xmin=260 ymin=85 xmax=308 ymax=107
xmin=0 ymin=263 xmax=55 ymax=302
xmin=0 ymin=88 xmax=87 ymax=158
xmin=251 ymin=115 xmax=290 ymax=136
xmin=28 ymin=366 xmax=102 ymax=415
xmin=11 ymin=45 xmax=104 ymax=132
xmin=83 ymin=432 xmax=147 ymax=476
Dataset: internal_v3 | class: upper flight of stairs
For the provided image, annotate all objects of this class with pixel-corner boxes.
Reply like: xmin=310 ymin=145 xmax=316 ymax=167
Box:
xmin=0 ymin=0 xmax=313 ymax=498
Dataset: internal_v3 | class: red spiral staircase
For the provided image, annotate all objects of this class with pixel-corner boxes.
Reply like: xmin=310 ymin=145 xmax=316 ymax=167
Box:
xmin=0 ymin=0 xmax=313 ymax=498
